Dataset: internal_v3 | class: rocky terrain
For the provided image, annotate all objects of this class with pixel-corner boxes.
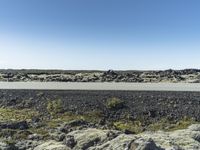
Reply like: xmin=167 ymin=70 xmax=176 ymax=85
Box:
xmin=1 ymin=69 xmax=200 ymax=83
xmin=0 ymin=90 xmax=200 ymax=149
xmin=1 ymin=123 xmax=200 ymax=150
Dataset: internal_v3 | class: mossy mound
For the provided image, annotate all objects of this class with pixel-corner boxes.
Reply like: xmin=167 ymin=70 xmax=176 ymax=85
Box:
xmin=106 ymin=97 xmax=125 ymax=110
xmin=0 ymin=108 xmax=39 ymax=121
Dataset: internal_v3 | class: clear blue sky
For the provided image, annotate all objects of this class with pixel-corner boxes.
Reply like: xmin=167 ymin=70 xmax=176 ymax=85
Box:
xmin=0 ymin=0 xmax=200 ymax=70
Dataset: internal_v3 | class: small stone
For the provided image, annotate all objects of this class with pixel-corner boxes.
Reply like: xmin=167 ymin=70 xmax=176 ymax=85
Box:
xmin=64 ymin=135 xmax=77 ymax=149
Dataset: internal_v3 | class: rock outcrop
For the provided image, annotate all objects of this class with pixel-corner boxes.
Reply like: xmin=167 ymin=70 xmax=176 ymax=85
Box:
xmin=1 ymin=124 xmax=200 ymax=150
xmin=140 ymin=124 xmax=200 ymax=150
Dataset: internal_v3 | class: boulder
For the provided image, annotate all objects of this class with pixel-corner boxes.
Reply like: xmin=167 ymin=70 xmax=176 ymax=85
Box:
xmin=34 ymin=140 xmax=70 ymax=150
xmin=90 ymin=134 xmax=162 ymax=150
xmin=64 ymin=135 xmax=77 ymax=149
xmin=129 ymin=138 xmax=164 ymax=150
xmin=67 ymin=128 xmax=120 ymax=150
xmin=139 ymin=125 xmax=200 ymax=150
xmin=0 ymin=121 xmax=29 ymax=130
xmin=90 ymin=134 xmax=136 ymax=150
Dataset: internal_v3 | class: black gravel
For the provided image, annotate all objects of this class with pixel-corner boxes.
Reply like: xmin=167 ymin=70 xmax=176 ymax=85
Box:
xmin=0 ymin=90 xmax=200 ymax=124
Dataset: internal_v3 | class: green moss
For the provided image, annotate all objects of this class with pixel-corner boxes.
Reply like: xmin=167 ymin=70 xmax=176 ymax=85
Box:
xmin=47 ymin=120 xmax=60 ymax=128
xmin=106 ymin=97 xmax=125 ymax=109
xmin=168 ymin=117 xmax=196 ymax=131
xmin=29 ymin=127 xmax=49 ymax=138
xmin=147 ymin=118 xmax=169 ymax=131
xmin=13 ymin=130 xmax=32 ymax=140
xmin=113 ymin=117 xmax=197 ymax=134
xmin=46 ymin=111 xmax=103 ymax=129
xmin=81 ymin=111 xmax=103 ymax=123
xmin=113 ymin=121 xmax=143 ymax=134
xmin=0 ymin=108 xmax=39 ymax=121
xmin=148 ymin=117 xmax=196 ymax=132
xmin=47 ymin=99 xmax=63 ymax=116
xmin=46 ymin=112 xmax=82 ymax=128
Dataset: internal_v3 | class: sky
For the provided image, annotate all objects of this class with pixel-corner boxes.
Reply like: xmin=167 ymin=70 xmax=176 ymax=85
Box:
xmin=0 ymin=0 xmax=200 ymax=70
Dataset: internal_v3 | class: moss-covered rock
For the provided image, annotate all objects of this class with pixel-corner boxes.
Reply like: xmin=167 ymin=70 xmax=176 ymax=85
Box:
xmin=106 ymin=97 xmax=125 ymax=110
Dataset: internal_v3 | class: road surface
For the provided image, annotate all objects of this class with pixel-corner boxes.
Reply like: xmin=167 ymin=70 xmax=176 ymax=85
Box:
xmin=0 ymin=82 xmax=200 ymax=91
